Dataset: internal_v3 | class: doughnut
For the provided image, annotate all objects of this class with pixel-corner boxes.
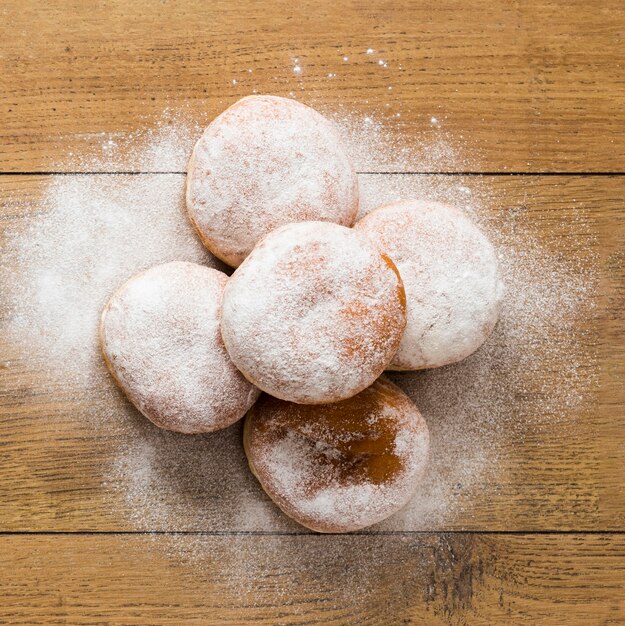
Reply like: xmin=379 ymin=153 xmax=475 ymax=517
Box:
xmin=355 ymin=200 xmax=505 ymax=370
xmin=243 ymin=377 xmax=430 ymax=533
xmin=221 ymin=221 xmax=407 ymax=404
xmin=100 ymin=261 xmax=260 ymax=433
xmin=186 ymin=95 xmax=359 ymax=267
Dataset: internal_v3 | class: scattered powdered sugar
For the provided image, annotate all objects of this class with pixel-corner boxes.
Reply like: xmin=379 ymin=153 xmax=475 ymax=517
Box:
xmin=154 ymin=532 xmax=439 ymax=615
xmin=3 ymin=168 xmax=216 ymax=394
xmin=61 ymin=114 xmax=206 ymax=173
xmin=358 ymin=172 xmax=597 ymax=530
xmin=329 ymin=111 xmax=468 ymax=174
xmin=0 ymin=108 xmax=598 ymax=582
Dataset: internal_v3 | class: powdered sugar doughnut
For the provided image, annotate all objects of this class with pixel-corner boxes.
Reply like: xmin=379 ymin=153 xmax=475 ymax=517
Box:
xmin=244 ymin=377 xmax=430 ymax=533
xmin=186 ymin=95 xmax=359 ymax=267
xmin=221 ymin=222 xmax=407 ymax=404
xmin=355 ymin=200 xmax=505 ymax=370
xmin=100 ymin=262 xmax=260 ymax=433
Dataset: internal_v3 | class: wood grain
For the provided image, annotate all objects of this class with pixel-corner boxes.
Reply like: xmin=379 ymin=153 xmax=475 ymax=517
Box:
xmin=1 ymin=0 xmax=625 ymax=173
xmin=1 ymin=533 xmax=624 ymax=624
xmin=1 ymin=173 xmax=622 ymax=532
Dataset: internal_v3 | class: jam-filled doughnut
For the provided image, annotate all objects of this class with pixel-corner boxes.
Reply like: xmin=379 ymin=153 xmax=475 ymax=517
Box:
xmin=221 ymin=221 xmax=407 ymax=404
xmin=100 ymin=261 xmax=260 ymax=433
xmin=355 ymin=200 xmax=504 ymax=370
xmin=244 ymin=377 xmax=430 ymax=533
xmin=186 ymin=95 xmax=359 ymax=267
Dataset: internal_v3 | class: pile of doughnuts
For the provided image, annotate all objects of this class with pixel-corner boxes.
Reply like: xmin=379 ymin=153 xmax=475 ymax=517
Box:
xmin=101 ymin=95 xmax=504 ymax=533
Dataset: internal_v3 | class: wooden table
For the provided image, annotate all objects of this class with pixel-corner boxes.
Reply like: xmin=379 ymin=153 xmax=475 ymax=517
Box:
xmin=1 ymin=1 xmax=624 ymax=623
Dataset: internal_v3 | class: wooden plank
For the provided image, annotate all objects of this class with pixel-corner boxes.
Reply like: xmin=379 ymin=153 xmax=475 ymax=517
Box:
xmin=1 ymin=533 xmax=624 ymax=624
xmin=0 ymin=173 xmax=622 ymax=532
xmin=1 ymin=1 xmax=625 ymax=173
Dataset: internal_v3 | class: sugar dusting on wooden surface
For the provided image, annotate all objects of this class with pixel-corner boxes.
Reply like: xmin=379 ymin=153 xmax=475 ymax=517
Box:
xmin=1 ymin=110 xmax=597 ymax=589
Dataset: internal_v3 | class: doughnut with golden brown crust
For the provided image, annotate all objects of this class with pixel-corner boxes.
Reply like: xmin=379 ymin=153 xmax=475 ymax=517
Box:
xmin=221 ymin=221 xmax=407 ymax=404
xmin=186 ymin=95 xmax=359 ymax=268
xmin=100 ymin=261 xmax=260 ymax=433
xmin=355 ymin=200 xmax=505 ymax=370
xmin=244 ymin=377 xmax=430 ymax=533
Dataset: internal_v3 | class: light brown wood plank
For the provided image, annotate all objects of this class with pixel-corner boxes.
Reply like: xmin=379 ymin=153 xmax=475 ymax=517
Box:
xmin=1 ymin=533 xmax=624 ymax=624
xmin=1 ymin=1 xmax=624 ymax=173
xmin=0 ymin=173 xmax=622 ymax=532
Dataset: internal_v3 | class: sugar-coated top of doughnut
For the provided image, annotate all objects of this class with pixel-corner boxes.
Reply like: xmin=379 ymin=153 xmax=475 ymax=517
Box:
xmin=100 ymin=261 xmax=260 ymax=433
xmin=245 ymin=377 xmax=430 ymax=533
xmin=186 ymin=95 xmax=359 ymax=267
xmin=356 ymin=200 xmax=505 ymax=370
xmin=221 ymin=222 xmax=407 ymax=404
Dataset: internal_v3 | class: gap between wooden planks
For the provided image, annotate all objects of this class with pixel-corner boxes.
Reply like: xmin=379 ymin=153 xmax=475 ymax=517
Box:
xmin=0 ymin=173 xmax=623 ymax=534
xmin=1 ymin=0 xmax=625 ymax=173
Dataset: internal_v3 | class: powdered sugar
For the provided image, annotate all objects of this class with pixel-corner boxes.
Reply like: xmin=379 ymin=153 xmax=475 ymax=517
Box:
xmin=221 ymin=221 xmax=406 ymax=403
xmin=329 ymin=111 xmax=467 ymax=175
xmin=0 ymin=111 xmax=597 ymax=542
xmin=187 ymin=95 xmax=359 ymax=266
xmin=101 ymin=262 xmax=259 ymax=433
xmin=3 ymin=172 xmax=216 ymax=392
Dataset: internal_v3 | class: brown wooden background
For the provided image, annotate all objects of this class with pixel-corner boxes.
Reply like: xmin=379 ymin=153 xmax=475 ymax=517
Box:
xmin=1 ymin=1 xmax=624 ymax=623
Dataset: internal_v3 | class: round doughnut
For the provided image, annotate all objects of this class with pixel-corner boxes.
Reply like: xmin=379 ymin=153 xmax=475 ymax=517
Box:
xmin=100 ymin=261 xmax=260 ymax=433
xmin=243 ymin=377 xmax=430 ymax=533
xmin=186 ymin=95 xmax=359 ymax=267
xmin=221 ymin=221 xmax=407 ymax=404
xmin=355 ymin=200 xmax=505 ymax=370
